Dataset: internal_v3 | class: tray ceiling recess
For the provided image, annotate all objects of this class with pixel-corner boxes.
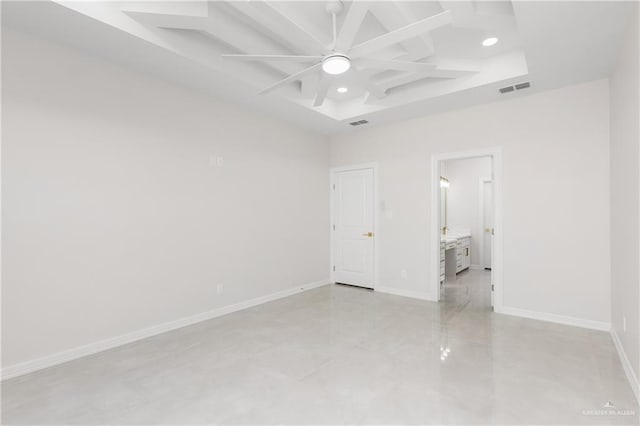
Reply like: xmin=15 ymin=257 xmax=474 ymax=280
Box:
xmin=8 ymin=1 xmax=632 ymax=131
xmin=51 ymin=1 xmax=531 ymax=122
xmin=221 ymin=1 xmax=459 ymax=107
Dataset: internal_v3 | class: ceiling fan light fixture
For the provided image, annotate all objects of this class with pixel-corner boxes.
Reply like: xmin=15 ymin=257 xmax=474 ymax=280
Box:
xmin=337 ymin=87 xmax=348 ymax=93
xmin=482 ymin=37 xmax=499 ymax=47
xmin=322 ymin=55 xmax=351 ymax=75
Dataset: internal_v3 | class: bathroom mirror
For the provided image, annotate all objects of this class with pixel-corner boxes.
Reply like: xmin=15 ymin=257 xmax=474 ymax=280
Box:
xmin=440 ymin=176 xmax=449 ymax=234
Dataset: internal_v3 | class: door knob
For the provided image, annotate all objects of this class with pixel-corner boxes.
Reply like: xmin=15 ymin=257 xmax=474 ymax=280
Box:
xmin=362 ymin=232 xmax=374 ymax=237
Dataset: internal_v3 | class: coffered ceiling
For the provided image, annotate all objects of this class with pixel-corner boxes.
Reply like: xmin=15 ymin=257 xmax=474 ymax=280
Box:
xmin=2 ymin=1 xmax=633 ymax=133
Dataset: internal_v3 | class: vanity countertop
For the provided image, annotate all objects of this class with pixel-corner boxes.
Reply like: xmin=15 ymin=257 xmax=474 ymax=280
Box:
xmin=440 ymin=233 xmax=471 ymax=244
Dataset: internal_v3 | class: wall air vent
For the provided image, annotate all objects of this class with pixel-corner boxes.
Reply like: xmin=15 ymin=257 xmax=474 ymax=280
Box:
xmin=349 ymin=119 xmax=369 ymax=126
xmin=500 ymin=82 xmax=531 ymax=94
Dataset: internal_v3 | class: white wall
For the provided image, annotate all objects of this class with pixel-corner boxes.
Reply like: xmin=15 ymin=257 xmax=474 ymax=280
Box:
xmin=1 ymin=29 xmax=329 ymax=369
xmin=330 ymin=79 xmax=611 ymax=326
xmin=610 ymin=2 xmax=640 ymax=393
xmin=441 ymin=157 xmax=492 ymax=267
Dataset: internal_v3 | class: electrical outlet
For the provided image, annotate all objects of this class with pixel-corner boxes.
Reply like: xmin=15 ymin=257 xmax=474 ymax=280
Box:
xmin=216 ymin=156 xmax=224 ymax=167
xmin=217 ymin=283 xmax=224 ymax=295
xmin=400 ymin=269 xmax=407 ymax=279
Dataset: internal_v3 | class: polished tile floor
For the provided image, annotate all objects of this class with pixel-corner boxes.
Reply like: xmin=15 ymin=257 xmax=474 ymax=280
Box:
xmin=2 ymin=270 xmax=638 ymax=424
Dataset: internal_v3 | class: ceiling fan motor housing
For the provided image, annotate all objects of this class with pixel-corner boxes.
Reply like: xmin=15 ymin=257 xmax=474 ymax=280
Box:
xmin=322 ymin=55 xmax=351 ymax=75
xmin=325 ymin=1 xmax=344 ymax=16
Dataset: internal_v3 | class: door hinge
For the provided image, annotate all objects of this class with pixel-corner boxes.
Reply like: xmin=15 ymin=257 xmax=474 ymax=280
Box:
xmin=333 ymin=184 xmax=335 ymax=190
xmin=333 ymin=265 xmax=336 ymax=271
xmin=333 ymin=224 xmax=335 ymax=231
xmin=491 ymin=284 xmax=494 ymax=291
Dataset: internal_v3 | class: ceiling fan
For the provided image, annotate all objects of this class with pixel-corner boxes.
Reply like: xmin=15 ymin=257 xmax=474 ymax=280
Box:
xmin=222 ymin=1 xmax=453 ymax=106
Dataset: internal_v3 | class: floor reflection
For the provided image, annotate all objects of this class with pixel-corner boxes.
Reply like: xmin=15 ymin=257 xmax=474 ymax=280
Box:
xmin=2 ymin=269 xmax=637 ymax=425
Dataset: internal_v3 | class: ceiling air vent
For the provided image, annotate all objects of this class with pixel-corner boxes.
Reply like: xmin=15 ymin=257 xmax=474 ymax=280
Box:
xmin=499 ymin=85 xmax=514 ymax=94
xmin=349 ymin=119 xmax=369 ymax=126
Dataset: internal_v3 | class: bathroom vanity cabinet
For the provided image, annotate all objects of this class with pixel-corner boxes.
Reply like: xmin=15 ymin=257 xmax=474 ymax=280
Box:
xmin=455 ymin=237 xmax=471 ymax=273
xmin=442 ymin=235 xmax=471 ymax=280
xmin=440 ymin=241 xmax=446 ymax=283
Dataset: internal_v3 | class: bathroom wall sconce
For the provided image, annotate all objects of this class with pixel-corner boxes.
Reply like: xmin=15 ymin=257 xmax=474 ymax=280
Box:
xmin=440 ymin=177 xmax=450 ymax=188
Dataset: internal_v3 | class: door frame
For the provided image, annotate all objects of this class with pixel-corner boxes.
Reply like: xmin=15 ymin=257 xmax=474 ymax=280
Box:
xmin=330 ymin=163 xmax=379 ymax=290
xmin=478 ymin=176 xmax=493 ymax=270
xmin=430 ymin=148 xmax=503 ymax=312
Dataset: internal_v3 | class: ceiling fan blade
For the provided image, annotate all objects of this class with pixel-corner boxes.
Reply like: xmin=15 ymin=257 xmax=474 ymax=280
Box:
xmin=352 ymin=67 xmax=386 ymax=99
xmin=356 ymin=58 xmax=437 ymax=73
xmin=335 ymin=2 xmax=369 ymax=51
xmin=222 ymin=55 xmax=323 ymax=62
xmin=313 ymin=75 xmax=331 ymax=107
xmin=349 ymin=11 xmax=452 ymax=58
xmin=259 ymin=63 xmax=322 ymax=95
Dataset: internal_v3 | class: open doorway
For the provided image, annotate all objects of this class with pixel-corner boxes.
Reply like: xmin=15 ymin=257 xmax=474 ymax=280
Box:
xmin=431 ymin=148 xmax=502 ymax=311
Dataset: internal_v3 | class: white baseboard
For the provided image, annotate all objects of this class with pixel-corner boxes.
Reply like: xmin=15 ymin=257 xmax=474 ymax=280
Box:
xmin=498 ymin=306 xmax=610 ymax=331
xmin=376 ymin=286 xmax=434 ymax=302
xmin=611 ymin=329 xmax=640 ymax=405
xmin=1 ymin=279 xmax=329 ymax=381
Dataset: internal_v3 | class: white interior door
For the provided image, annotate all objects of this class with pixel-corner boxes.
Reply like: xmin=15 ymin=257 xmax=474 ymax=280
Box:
xmin=483 ymin=180 xmax=493 ymax=269
xmin=333 ymin=168 xmax=374 ymax=288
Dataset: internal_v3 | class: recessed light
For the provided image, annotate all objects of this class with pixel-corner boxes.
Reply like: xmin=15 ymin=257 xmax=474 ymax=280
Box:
xmin=337 ymin=87 xmax=348 ymax=93
xmin=322 ymin=55 xmax=351 ymax=75
xmin=482 ymin=37 xmax=498 ymax=47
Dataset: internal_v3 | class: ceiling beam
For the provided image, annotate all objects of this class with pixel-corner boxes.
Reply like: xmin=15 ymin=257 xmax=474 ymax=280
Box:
xmin=313 ymin=75 xmax=331 ymax=107
xmin=375 ymin=58 xmax=480 ymax=91
xmin=225 ymin=1 xmax=328 ymax=56
xmin=120 ymin=1 xmax=209 ymax=21
xmin=352 ymin=67 xmax=387 ymax=99
xmin=301 ymin=74 xmax=319 ymax=99
xmin=119 ymin=4 xmax=283 ymax=95
xmin=356 ymin=58 xmax=437 ymax=73
xmin=368 ymin=2 xmax=435 ymax=59
xmin=438 ymin=1 xmax=475 ymax=24
xmin=438 ymin=0 xmax=516 ymax=31
xmin=349 ymin=11 xmax=452 ymax=58
xmin=335 ymin=2 xmax=369 ymax=52
xmin=121 ymin=9 xmax=210 ymax=31
xmin=123 ymin=5 xmax=312 ymax=94
xmin=393 ymin=2 xmax=437 ymax=56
